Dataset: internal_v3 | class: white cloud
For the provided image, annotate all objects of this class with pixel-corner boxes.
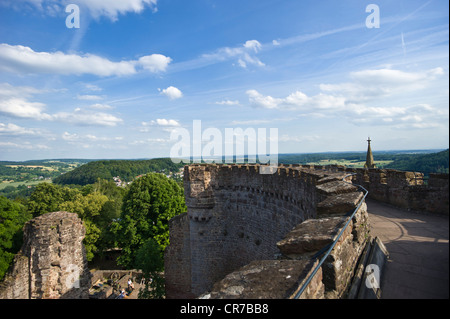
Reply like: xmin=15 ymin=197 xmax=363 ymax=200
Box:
xmin=159 ymin=86 xmax=183 ymax=100
xmin=54 ymin=108 xmax=123 ymax=127
xmin=138 ymin=54 xmax=172 ymax=73
xmin=279 ymin=134 xmax=319 ymax=143
xmin=62 ymin=131 xmax=123 ymax=142
xmin=0 ymin=98 xmax=52 ymax=120
xmin=351 ymin=67 xmax=443 ymax=85
xmin=145 ymin=119 xmax=181 ymax=127
xmin=5 ymin=0 xmax=158 ymax=21
xmin=247 ymin=89 xmax=346 ymax=111
xmin=201 ymin=39 xmax=265 ymax=69
xmin=243 ymin=40 xmax=262 ymax=53
xmin=84 ymin=84 xmax=102 ymax=92
xmin=89 ymin=103 xmax=114 ymax=110
xmin=321 ymin=67 xmax=445 ymax=102
xmin=246 ymin=67 xmax=447 ymax=129
xmin=75 ymin=0 xmax=158 ymax=20
xmin=230 ymin=119 xmax=270 ymax=125
xmin=0 ymin=83 xmax=122 ymax=126
xmin=246 ymin=90 xmax=282 ymax=109
xmin=0 ymin=141 xmax=50 ymax=150
xmin=0 ymin=123 xmax=43 ymax=136
xmin=0 ymin=82 xmax=52 ymax=120
xmin=77 ymin=94 xmax=104 ymax=101
xmin=215 ymin=100 xmax=240 ymax=106
xmin=140 ymin=118 xmax=181 ymax=133
xmin=0 ymin=44 xmax=135 ymax=76
xmin=0 ymin=82 xmax=45 ymax=98
xmin=131 ymin=138 xmax=170 ymax=145
xmin=0 ymin=43 xmax=171 ymax=77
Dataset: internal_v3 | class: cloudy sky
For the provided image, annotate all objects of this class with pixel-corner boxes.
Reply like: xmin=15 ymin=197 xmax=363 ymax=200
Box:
xmin=0 ymin=0 xmax=448 ymax=161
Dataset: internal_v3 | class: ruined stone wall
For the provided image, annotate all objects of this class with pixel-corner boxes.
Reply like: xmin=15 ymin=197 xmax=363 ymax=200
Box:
xmin=165 ymin=164 xmax=369 ymax=298
xmin=0 ymin=211 xmax=91 ymax=299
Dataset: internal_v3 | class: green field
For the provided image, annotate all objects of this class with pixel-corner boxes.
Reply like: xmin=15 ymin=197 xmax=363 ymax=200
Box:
xmin=306 ymin=159 xmax=394 ymax=168
xmin=0 ymin=179 xmax=52 ymax=190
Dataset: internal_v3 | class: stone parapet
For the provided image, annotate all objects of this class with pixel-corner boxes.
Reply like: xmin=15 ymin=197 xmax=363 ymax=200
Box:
xmin=285 ymin=164 xmax=448 ymax=214
xmin=165 ymin=164 xmax=370 ymax=299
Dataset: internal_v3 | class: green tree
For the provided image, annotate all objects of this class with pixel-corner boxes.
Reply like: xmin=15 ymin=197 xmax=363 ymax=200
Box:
xmin=135 ymin=238 xmax=165 ymax=299
xmin=90 ymin=179 xmax=126 ymax=254
xmin=58 ymin=191 xmax=108 ymax=260
xmin=53 ymin=158 xmax=184 ymax=186
xmin=27 ymin=183 xmax=63 ymax=217
xmin=0 ymin=196 xmax=32 ymax=280
xmin=114 ymin=173 xmax=186 ymax=268
xmin=26 ymin=183 xmax=112 ymax=261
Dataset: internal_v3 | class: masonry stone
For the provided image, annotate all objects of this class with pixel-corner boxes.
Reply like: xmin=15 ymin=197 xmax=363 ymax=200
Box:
xmin=0 ymin=211 xmax=91 ymax=299
xmin=165 ymin=163 xmax=448 ymax=299
xmin=165 ymin=164 xmax=374 ymax=299
xmin=204 ymin=259 xmax=324 ymax=299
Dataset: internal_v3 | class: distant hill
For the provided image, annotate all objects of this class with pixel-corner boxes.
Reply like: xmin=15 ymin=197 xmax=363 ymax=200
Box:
xmin=386 ymin=149 xmax=449 ymax=175
xmin=53 ymin=158 xmax=185 ymax=186
xmin=0 ymin=159 xmax=94 ymax=166
xmin=277 ymin=149 xmax=449 ymax=175
xmin=11 ymin=149 xmax=450 ymax=186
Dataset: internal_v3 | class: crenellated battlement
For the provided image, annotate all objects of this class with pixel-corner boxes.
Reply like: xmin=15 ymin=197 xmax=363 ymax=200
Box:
xmin=165 ymin=164 xmax=371 ymax=299
xmin=165 ymin=163 xmax=447 ymax=299
xmin=346 ymin=168 xmax=448 ymax=215
xmin=184 ymin=163 xmax=448 ymax=215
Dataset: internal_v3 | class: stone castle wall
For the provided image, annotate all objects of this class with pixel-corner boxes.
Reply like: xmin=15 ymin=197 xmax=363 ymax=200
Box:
xmin=284 ymin=164 xmax=448 ymax=215
xmin=181 ymin=164 xmax=320 ymax=297
xmin=341 ymin=167 xmax=448 ymax=215
xmin=165 ymin=163 xmax=448 ymax=299
xmin=165 ymin=164 xmax=371 ymax=298
xmin=0 ymin=211 xmax=91 ymax=299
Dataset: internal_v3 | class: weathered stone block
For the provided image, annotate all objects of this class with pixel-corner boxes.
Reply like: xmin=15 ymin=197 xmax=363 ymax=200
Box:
xmin=205 ymin=260 xmax=324 ymax=299
xmin=277 ymin=217 xmax=348 ymax=258
xmin=316 ymin=180 xmax=358 ymax=195
xmin=317 ymin=191 xmax=364 ymax=216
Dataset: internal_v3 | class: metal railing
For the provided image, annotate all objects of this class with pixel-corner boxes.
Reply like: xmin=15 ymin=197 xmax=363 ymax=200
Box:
xmin=294 ymin=173 xmax=369 ymax=299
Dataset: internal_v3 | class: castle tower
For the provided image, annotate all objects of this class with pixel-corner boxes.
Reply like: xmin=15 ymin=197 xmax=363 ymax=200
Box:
xmin=364 ymin=137 xmax=376 ymax=169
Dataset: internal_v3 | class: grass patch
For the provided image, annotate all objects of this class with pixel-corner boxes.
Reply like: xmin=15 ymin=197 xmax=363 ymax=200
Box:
xmin=0 ymin=180 xmax=52 ymax=190
xmin=306 ymin=159 xmax=393 ymax=168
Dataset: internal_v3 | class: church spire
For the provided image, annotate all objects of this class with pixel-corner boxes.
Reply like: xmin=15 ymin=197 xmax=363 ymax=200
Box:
xmin=364 ymin=137 xmax=376 ymax=169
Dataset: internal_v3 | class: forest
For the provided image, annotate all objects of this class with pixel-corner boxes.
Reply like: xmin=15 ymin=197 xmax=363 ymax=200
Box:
xmin=0 ymin=159 xmax=92 ymax=181
xmin=53 ymin=158 xmax=184 ymax=186
xmin=277 ymin=149 xmax=449 ymax=175
xmin=384 ymin=149 xmax=449 ymax=174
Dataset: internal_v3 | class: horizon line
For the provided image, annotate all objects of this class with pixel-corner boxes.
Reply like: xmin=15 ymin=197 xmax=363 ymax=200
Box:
xmin=1 ymin=148 xmax=447 ymax=163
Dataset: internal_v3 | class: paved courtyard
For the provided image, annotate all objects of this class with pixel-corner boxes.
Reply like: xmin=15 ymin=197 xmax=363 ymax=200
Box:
xmin=367 ymin=199 xmax=449 ymax=299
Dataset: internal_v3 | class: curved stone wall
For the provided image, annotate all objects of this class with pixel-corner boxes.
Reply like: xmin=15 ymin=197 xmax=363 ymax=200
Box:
xmin=165 ymin=164 xmax=368 ymax=298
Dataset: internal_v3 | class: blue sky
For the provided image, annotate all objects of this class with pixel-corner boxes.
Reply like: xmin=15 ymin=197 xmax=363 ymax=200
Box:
xmin=0 ymin=0 xmax=448 ymax=161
